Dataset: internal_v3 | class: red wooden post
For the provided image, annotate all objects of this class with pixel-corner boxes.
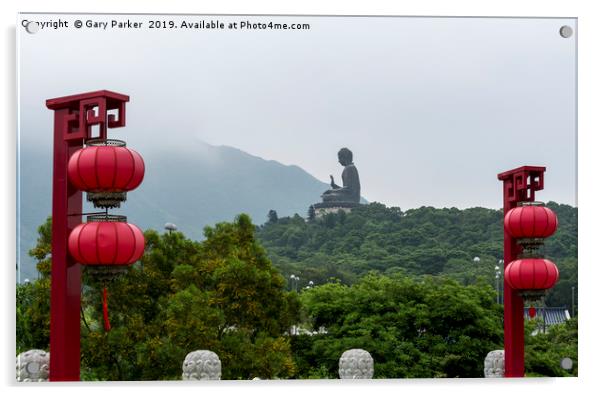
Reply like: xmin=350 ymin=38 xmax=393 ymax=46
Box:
xmin=497 ymin=166 xmax=546 ymax=378
xmin=46 ymin=91 xmax=129 ymax=381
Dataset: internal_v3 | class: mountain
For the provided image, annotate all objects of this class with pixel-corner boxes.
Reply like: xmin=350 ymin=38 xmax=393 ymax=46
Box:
xmin=17 ymin=141 xmax=332 ymax=281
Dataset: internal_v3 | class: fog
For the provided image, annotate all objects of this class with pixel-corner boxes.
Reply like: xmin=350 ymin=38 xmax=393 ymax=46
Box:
xmin=18 ymin=14 xmax=577 ymax=209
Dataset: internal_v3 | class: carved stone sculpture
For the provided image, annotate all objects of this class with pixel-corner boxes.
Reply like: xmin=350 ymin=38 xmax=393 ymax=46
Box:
xmin=339 ymin=348 xmax=374 ymax=379
xmin=313 ymin=148 xmax=362 ymax=218
xmin=484 ymin=350 xmax=505 ymax=378
xmin=321 ymin=148 xmax=361 ymax=204
xmin=16 ymin=349 xmax=50 ymax=382
xmin=182 ymin=350 xmax=222 ymax=380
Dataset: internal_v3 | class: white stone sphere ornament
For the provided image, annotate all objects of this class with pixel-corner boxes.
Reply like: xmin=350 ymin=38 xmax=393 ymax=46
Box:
xmin=16 ymin=349 xmax=50 ymax=382
xmin=484 ymin=350 xmax=505 ymax=378
xmin=182 ymin=350 xmax=222 ymax=380
xmin=339 ymin=348 xmax=374 ymax=379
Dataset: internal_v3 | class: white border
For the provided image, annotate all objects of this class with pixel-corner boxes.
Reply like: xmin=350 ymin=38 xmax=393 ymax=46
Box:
xmin=2 ymin=1 xmax=600 ymax=394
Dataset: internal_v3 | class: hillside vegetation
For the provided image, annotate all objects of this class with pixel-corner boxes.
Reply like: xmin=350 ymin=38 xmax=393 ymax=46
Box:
xmin=257 ymin=202 xmax=577 ymax=310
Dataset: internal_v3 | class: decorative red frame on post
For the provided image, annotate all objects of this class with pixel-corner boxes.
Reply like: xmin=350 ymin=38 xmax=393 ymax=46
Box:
xmin=46 ymin=90 xmax=129 ymax=381
xmin=497 ymin=165 xmax=546 ymax=377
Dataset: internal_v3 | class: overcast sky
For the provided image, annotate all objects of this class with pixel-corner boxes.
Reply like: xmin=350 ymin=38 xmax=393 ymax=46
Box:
xmin=18 ymin=14 xmax=576 ymax=209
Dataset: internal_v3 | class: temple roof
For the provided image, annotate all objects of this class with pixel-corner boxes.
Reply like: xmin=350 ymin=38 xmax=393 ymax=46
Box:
xmin=524 ymin=307 xmax=571 ymax=327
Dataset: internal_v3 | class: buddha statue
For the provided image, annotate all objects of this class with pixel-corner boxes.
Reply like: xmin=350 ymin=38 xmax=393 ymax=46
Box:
xmin=321 ymin=148 xmax=360 ymax=204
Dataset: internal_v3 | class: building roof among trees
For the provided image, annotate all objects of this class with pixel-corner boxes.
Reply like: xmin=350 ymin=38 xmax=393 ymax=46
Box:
xmin=524 ymin=307 xmax=570 ymax=327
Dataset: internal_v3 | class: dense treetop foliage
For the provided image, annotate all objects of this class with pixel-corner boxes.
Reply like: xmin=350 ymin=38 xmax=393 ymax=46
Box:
xmin=257 ymin=202 xmax=577 ymax=311
xmin=18 ymin=215 xmax=300 ymax=380
xmin=292 ymin=274 xmax=503 ymax=378
xmin=524 ymin=318 xmax=578 ymax=377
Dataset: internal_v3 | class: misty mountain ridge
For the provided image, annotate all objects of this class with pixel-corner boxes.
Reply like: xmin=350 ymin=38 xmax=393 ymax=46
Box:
xmin=18 ymin=140 xmax=334 ymax=281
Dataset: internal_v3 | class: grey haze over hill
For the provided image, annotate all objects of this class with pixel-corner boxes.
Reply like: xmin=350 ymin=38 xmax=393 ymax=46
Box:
xmin=17 ymin=140 xmax=335 ymax=281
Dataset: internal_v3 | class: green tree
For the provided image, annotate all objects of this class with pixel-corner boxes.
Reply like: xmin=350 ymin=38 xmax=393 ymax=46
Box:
xmin=293 ymin=273 xmax=503 ymax=378
xmin=19 ymin=215 xmax=299 ymax=380
xmin=79 ymin=214 xmax=299 ymax=380
xmin=17 ymin=217 xmax=52 ymax=354
xmin=525 ymin=318 xmax=578 ymax=377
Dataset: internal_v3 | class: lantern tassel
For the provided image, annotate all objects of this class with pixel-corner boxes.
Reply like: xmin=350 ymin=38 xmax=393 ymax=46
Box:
xmin=102 ymin=287 xmax=111 ymax=332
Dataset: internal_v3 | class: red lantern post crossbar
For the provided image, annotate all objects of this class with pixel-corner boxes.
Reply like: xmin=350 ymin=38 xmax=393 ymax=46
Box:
xmin=46 ymin=91 xmax=129 ymax=381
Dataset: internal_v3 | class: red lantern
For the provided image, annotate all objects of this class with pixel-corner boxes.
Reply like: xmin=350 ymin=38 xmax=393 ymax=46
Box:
xmin=528 ymin=306 xmax=537 ymax=318
xmin=504 ymin=202 xmax=558 ymax=239
xmin=504 ymin=258 xmax=559 ymax=295
xmin=68 ymin=217 xmax=145 ymax=266
xmin=68 ymin=214 xmax=145 ymax=332
xmin=67 ymin=139 xmax=145 ymax=208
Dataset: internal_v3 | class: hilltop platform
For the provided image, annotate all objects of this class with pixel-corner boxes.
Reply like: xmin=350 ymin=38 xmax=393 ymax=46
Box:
xmin=312 ymin=201 xmax=360 ymax=218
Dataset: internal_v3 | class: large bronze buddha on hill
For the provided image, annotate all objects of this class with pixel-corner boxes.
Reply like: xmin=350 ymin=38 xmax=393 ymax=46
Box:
xmin=320 ymin=148 xmax=360 ymax=204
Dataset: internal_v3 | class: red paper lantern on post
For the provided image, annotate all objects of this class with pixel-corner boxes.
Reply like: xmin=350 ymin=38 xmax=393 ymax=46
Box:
xmin=504 ymin=203 xmax=558 ymax=240
xmin=67 ymin=139 xmax=145 ymax=208
xmin=68 ymin=214 xmax=145 ymax=331
xmin=504 ymin=258 xmax=559 ymax=297
xmin=47 ymin=90 xmax=134 ymax=380
xmin=68 ymin=216 xmax=145 ymax=266
xmin=497 ymin=166 xmax=552 ymax=377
